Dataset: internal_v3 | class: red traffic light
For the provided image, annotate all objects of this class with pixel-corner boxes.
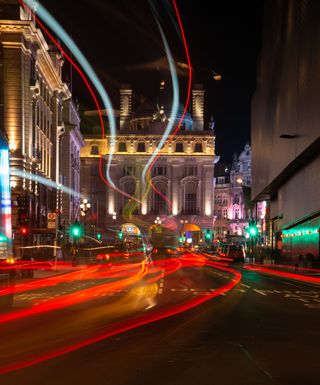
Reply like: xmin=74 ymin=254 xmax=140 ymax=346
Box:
xmin=20 ymin=226 xmax=28 ymax=235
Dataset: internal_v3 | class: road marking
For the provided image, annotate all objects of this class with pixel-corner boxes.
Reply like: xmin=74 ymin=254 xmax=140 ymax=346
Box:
xmin=254 ymin=289 xmax=267 ymax=296
xmin=240 ymin=283 xmax=251 ymax=288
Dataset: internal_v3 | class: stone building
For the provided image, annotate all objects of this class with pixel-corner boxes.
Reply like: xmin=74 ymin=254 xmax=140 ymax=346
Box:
xmin=214 ymin=144 xmax=266 ymax=242
xmin=80 ymin=83 xmax=217 ymax=241
xmin=0 ymin=1 xmax=82 ymax=253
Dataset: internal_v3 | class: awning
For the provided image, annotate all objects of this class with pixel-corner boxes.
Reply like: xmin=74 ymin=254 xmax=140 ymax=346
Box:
xmin=182 ymin=223 xmax=201 ymax=232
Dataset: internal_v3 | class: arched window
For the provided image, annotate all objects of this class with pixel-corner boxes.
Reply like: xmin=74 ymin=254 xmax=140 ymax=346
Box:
xmin=90 ymin=145 xmax=99 ymax=155
xmin=184 ymin=181 xmax=198 ymax=214
xmin=175 ymin=142 xmax=184 ymax=152
xmin=152 ymin=180 xmax=167 ymax=214
xmin=118 ymin=142 xmax=127 ymax=152
xmin=121 ymin=179 xmax=136 ymax=213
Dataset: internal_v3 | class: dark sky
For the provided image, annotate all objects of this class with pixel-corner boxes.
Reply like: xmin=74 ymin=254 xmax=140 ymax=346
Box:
xmin=41 ymin=0 xmax=265 ymax=162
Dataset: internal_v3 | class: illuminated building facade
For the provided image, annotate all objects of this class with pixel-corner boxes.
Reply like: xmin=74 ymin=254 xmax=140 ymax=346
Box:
xmin=80 ymin=84 xmax=217 ymax=240
xmin=214 ymin=144 xmax=266 ymax=241
xmin=252 ymin=0 xmax=320 ymax=263
xmin=0 ymin=2 xmax=82 ymax=253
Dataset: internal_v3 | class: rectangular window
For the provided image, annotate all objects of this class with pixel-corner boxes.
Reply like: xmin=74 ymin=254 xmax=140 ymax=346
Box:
xmin=194 ymin=143 xmax=203 ymax=152
xmin=223 ymin=208 xmax=228 ymax=219
xmin=153 ymin=166 xmax=167 ymax=176
xmin=118 ymin=142 xmax=127 ymax=152
xmin=185 ymin=166 xmax=197 ymax=176
xmin=234 ymin=208 xmax=240 ymax=219
xmin=137 ymin=142 xmax=146 ymax=152
xmin=217 ymin=209 xmax=222 ymax=220
xmin=175 ymin=142 xmax=184 ymax=152
xmin=123 ymin=166 xmax=135 ymax=176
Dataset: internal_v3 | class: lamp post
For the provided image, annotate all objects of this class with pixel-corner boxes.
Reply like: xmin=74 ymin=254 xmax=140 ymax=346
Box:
xmin=80 ymin=198 xmax=91 ymax=243
xmin=180 ymin=219 xmax=188 ymax=244
xmin=112 ymin=212 xmax=117 ymax=242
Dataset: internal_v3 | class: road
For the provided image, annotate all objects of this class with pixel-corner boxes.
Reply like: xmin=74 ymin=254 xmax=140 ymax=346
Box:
xmin=0 ymin=253 xmax=319 ymax=385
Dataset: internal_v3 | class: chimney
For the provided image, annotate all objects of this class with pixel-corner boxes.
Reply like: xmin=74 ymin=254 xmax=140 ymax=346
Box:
xmin=192 ymin=84 xmax=204 ymax=131
xmin=120 ymin=85 xmax=133 ymax=130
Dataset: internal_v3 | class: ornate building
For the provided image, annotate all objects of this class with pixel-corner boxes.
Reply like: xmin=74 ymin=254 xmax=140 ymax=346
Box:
xmin=0 ymin=1 xmax=83 ymax=254
xmin=80 ymin=84 xmax=217 ymax=241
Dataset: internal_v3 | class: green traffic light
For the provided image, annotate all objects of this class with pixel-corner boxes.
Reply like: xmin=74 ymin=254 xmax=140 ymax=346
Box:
xmin=118 ymin=231 xmax=124 ymax=240
xmin=71 ymin=225 xmax=81 ymax=238
xmin=97 ymin=233 xmax=101 ymax=240
xmin=0 ymin=234 xmax=7 ymax=242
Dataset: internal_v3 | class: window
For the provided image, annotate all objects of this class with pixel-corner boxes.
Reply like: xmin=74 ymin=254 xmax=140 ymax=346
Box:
xmin=222 ymin=195 xmax=228 ymax=205
xmin=234 ymin=208 xmax=240 ymax=220
xmin=137 ymin=123 xmax=143 ymax=131
xmin=184 ymin=181 xmax=197 ymax=214
xmin=123 ymin=166 xmax=135 ymax=176
xmin=194 ymin=143 xmax=203 ymax=152
xmin=217 ymin=209 xmax=222 ymax=220
xmin=90 ymin=145 xmax=99 ymax=155
xmin=185 ymin=166 xmax=197 ymax=176
xmin=137 ymin=142 xmax=146 ymax=152
xmin=152 ymin=166 xmax=166 ymax=176
xmin=180 ymin=123 xmax=186 ymax=131
xmin=245 ymin=176 xmax=251 ymax=185
xmin=175 ymin=142 xmax=184 ymax=152
xmin=118 ymin=142 xmax=127 ymax=152
xmin=223 ymin=208 xmax=228 ymax=219
xmin=215 ymin=194 xmax=222 ymax=204
xmin=233 ymin=194 xmax=240 ymax=204
xmin=152 ymin=180 xmax=167 ymax=214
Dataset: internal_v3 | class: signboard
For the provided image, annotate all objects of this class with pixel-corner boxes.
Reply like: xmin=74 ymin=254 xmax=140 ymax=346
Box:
xmin=47 ymin=213 xmax=57 ymax=229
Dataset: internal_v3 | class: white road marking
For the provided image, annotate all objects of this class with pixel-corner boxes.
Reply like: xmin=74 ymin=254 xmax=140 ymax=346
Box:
xmin=254 ymin=289 xmax=267 ymax=296
xmin=240 ymin=283 xmax=251 ymax=288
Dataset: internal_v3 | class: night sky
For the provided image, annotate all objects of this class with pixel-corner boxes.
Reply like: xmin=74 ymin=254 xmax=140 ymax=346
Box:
xmin=41 ymin=0 xmax=265 ymax=162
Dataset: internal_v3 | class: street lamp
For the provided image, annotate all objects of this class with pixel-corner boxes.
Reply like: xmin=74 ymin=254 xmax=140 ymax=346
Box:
xmin=180 ymin=220 xmax=188 ymax=243
xmin=112 ymin=212 xmax=117 ymax=242
xmin=80 ymin=198 xmax=91 ymax=242
xmin=154 ymin=216 xmax=162 ymax=226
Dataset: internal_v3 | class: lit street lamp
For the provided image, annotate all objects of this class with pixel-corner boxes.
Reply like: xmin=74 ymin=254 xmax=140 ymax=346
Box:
xmin=80 ymin=198 xmax=91 ymax=243
xmin=112 ymin=212 xmax=117 ymax=242
xmin=154 ymin=216 xmax=162 ymax=226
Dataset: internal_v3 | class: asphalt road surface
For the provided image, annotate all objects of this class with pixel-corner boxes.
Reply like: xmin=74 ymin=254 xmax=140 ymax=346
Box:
xmin=0 ymin=256 xmax=319 ymax=385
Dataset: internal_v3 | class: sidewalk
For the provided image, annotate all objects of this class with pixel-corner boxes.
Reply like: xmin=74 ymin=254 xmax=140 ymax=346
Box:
xmin=244 ymin=261 xmax=320 ymax=285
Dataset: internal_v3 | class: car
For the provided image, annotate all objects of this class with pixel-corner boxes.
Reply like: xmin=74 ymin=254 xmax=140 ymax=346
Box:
xmin=226 ymin=244 xmax=245 ymax=263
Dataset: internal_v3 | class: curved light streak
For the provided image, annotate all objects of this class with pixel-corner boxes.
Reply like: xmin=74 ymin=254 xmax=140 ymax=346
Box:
xmin=144 ymin=0 xmax=192 ymax=207
xmin=141 ymin=18 xmax=179 ymax=184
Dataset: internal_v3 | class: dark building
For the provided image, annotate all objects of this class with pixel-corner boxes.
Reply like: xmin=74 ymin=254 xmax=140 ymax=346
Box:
xmin=251 ymin=0 xmax=320 ymax=263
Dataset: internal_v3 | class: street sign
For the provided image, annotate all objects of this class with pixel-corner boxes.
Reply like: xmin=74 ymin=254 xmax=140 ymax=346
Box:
xmin=47 ymin=213 xmax=57 ymax=229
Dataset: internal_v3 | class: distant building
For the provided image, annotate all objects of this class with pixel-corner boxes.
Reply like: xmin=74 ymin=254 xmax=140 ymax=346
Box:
xmin=251 ymin=0 xmax=320 ymax=263
xmin=80 ymin=83 xmax=217 ymax=242
xmin=214 ymin=144 xmax=266 ymax=242
xmin=0 ymin=1 xmax=82 ymax=254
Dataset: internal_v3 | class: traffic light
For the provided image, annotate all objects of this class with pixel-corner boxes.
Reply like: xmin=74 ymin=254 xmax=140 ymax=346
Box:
xmin=20 ymin=226 xmax=28 ymax=236
xmin=205 ymin=229 xmax=212 ymax=243
xmin=118 ymin=231 xmax=124 ymax=240
xmin=70 ymin=223 xmax=81 ymax=238
xmin=96 ymin=233 xmax=101 ymax=241
xmin=0 ymin=233 xmax=7 ymax=242
xmin=247 ymin=221 xmax=258 ymax=238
